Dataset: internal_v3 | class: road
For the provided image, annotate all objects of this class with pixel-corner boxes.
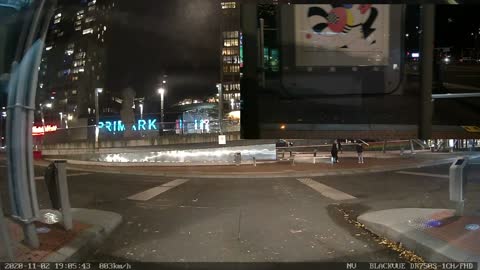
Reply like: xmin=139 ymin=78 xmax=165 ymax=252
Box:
xmin=0 ymin=158 xmax=479 ymax=263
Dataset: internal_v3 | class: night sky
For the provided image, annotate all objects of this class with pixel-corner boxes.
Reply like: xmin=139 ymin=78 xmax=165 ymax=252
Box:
xmin=105 ymin=0 xmax=221 ymax=110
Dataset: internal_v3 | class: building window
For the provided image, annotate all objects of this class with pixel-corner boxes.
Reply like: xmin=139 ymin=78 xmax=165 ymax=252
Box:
xmin=82 ymin=28 xmax=93 ymax=35
xmin=85 ymin=17 xmax=95 ymax=23
xmin=221 ymin=2 xmax=236 ymax=9
xmin=72 ymin=90 xmax=77 ymax=95
xmin=223 ymin=31 xmax=239 ymax=38
xmin=223 ymin=38 xmax=239 ymax=47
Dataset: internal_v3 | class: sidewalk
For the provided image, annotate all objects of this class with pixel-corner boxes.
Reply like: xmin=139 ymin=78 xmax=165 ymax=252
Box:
xmin=358 ymin=209 xmax=480 ymax=263
xmin=36 ymin=151 xmax=480 ymax=179
xmin=1 ymin=209 xmax=122 ymax=262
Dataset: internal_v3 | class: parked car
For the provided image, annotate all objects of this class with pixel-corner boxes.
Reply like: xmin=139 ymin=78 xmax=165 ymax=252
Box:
xmin=276 ymin=139 xmax=293 ymax=148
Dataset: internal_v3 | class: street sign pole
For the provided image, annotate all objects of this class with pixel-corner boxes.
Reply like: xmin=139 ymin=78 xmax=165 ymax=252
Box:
xmin=419 ymin=4 xmax=435 ymax=139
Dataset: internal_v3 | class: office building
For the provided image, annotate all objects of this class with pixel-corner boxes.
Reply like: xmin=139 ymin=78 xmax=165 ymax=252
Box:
xmin=220 ymin=1 xmax=241 ymax=113
xmin=37 ymin=0 xmax=115 ymax=129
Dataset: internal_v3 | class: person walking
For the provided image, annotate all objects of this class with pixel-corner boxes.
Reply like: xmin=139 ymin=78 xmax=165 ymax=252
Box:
xmin=338 ymin=140 xmax=343 ymax=154
xmin=331 ymin=140 xmax=338 ymax=164
xmin=356 ymin=141 xmax=364 ymax=164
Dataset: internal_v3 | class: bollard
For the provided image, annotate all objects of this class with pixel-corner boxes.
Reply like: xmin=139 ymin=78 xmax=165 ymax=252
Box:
xmin=291 ymin=155 xmax=295 ymax=166
xmin=253 ymin=157 xmax=257 ymax=167
xmin=234 ymin=152 xmax=241 ymax=166
xmin=449 ymin=157 xmax=469 ymax=216
xmin=44 ymin=161 xmax=71 ymax=230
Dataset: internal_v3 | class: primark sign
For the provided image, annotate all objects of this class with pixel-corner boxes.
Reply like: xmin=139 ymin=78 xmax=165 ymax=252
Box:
xmin=98 ymin=119 xmax=158 ymax=132
xmin=98 ymin=118 xmax=211 ymax=133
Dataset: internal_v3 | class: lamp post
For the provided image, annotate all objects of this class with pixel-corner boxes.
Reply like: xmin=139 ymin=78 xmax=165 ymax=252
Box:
xmin=94 ymin=88 xmax=103 ymax=149
xmin=158 ymin=87 xmax=165 ymax=131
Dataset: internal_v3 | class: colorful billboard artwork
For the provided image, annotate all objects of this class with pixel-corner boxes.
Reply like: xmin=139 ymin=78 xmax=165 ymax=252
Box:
xmin=295 ymin=4 xmax=390 ymax=66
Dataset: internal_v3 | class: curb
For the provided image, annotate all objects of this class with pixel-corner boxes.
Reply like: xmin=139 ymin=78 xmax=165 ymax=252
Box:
xmin=34 ymin=156 xmax=461 ymax=179
xmin=43 ymin=208 xmax=122 ymax=262
xmin=358 ymin=208 xmax=480 ymax=263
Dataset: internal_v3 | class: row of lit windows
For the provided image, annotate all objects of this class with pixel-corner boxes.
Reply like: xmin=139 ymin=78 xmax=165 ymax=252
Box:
xmin=75 ymin=52 xmax=86 ymax=59
xmin=73 ymin=67 xmax=85 ymax=74
xmin=223 ymin=31 xmax=239 ymax=39
xmin=223 ymin=56 xmax=240 ymax=64
xmin=223 ymin=38 xmax=239 ymax=47
xmin=82 ymin=28 xmax=94 ymax=35
xmin=223 ymin=83 xmax=240 ymax=92
xmin=221 ymin=2 xmax=236 ymax=9
xmin=223 ymin=64 xmax=240 ymax=73
xmin=222 ymin=48 xmax=239 ymax=56
xmin=73 ymin=60 xmax=85 ymax=67
xmin=224 ymin=93 xmax=240 ymax=101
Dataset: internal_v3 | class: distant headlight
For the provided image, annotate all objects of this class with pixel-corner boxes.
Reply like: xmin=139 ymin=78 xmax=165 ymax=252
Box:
xmin=443 ymin=57 xmax=450 ymax=63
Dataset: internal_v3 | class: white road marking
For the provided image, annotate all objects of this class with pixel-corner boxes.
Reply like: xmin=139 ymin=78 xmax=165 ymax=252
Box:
xmin=128 ymin=179 xmax=189 ymax=201
xmin=396 ymin=171 xmax=449 ymax=179
xmin=34 ymin=173 xmax=92 ymax=180
xmin=297 ymin=178 xmax=356 ymax=201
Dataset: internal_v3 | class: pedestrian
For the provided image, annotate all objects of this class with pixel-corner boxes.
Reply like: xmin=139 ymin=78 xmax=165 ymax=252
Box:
xmin=356 ymin=141 xmax=364 ymax=164
xmin=338 ymin=140 xmax=343 ymax=154
xmin=331 ymin=140 xmax=338 ymax=164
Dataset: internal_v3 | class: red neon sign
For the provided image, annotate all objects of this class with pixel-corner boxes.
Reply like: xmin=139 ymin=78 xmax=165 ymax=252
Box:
xmin=32 ymin=125 xmax=58 ymax=136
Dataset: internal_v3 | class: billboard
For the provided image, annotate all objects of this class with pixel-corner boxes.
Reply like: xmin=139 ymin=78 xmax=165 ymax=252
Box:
xmin=294 ymin=4 xmax=390 ymax=67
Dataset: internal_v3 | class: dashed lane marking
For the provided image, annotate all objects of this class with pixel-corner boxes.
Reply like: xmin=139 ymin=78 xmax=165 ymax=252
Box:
xmin=128 ymin=179 xmax=190 ymax=201
xmin=297 ymin=178 xmax=357 ymax=201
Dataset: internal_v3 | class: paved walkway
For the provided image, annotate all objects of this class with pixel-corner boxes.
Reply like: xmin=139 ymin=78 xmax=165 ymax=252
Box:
xmin=0 ymin=209 xmax=122 ymax=262
xmin=359 ymin=208 xmax=480 ymax=263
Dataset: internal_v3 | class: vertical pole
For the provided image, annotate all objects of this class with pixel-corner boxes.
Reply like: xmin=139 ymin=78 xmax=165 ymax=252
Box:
xmin=259 ymin=18 xmax=265 ymax=88
xmin=419 ymin=5 xmax=435 ymax=139
xmin=54 ymin=161 xmax=72 ymax=230
xmin=160 ymin=92 xmax=164 ymax=132
xmin=0 ymin=196 xmax=14 ymax=260
xmin=218 ymin=84 xmax=223 ymax=135
xmin=410 ymin=139 xmax=415 ymax=154
xmin=240 ymin=3 xmax=259 ymax=139
xmin=94 ymin=89 xmax=99 ymax=149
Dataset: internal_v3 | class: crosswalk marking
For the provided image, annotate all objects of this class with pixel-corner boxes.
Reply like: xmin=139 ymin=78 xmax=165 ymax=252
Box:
xmin=297 ymin=178 xmax=356 ymax=201
xmin=396 ymin=171 xmax=449 ymax=179
xmin=34 ymin=173 xmax=92 ymax=180
xmin=128 ymin=179 xmax=189 ymax=201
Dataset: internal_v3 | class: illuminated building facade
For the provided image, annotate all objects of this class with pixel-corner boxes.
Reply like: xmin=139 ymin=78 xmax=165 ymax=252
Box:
xmin=220 ymin=1 xmax=241 ymax=113
xmin=37 ymin=0 xmax=115 ymax=129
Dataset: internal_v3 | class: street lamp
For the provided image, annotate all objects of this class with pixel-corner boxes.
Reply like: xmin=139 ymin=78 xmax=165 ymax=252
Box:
xmin=94 ymin=88 xmax=103 ymax=149
xmin=158 ymin=87 xmax=165 ymax=131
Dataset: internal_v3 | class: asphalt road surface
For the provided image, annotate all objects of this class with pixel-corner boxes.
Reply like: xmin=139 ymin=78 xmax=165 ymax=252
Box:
xmin=0 ymin=158 xmax=479 ymax=263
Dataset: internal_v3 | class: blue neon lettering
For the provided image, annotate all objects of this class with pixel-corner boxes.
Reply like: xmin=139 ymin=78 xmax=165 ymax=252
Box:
xmin=98 ymin=122 xmax=105 ymax=129
xmin=113 ymin=121 xmax=117 ymax=132
xmin=105 ymin=121 xmax=112 ymax=131
xmin=132 ymin=124 xmax=137 ymax=131
xmin=138 ymin=120 xmax=146 ymax=131
xmin=117 ymin=121 xmax=125 ymax=131
xmin=148 ymin=119 xmax=157 ymax=130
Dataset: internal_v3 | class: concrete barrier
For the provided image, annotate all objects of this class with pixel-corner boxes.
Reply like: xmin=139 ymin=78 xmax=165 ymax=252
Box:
xmin=42 ymin=132 xmax=242 ymax=156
